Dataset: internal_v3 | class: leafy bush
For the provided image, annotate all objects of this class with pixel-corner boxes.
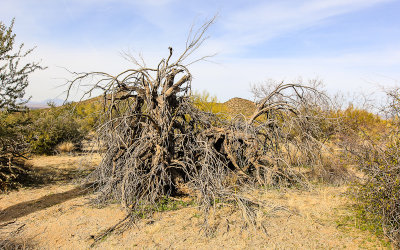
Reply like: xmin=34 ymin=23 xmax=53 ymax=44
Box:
xmin=350 ymin=140 xmax=400 ymax=246
xmin=27 ymin=105 xmax=86 ymax=155
xmin=0 ymin=111 xmax=31 ymax=190
xmin=74 ymin=99 xmax=102 ymax=131
xmin=347 ymin=88 xmax=400 ymax=246
xmin=192 ymin=90 xmax=227 ymax=116
xmin=342 ymin=105 xmax=388 ymax=137
xmin=0 ymin=18 xmax=44 ymax=190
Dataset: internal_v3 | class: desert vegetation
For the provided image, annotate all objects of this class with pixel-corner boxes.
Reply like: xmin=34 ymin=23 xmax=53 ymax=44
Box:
xmin=1 ymin=17 xmax=399 ymax=248
xmin=344 ymin=87 xmax=400 ymax=245
xmin=0 ymin=18 xmax=45 ymax=190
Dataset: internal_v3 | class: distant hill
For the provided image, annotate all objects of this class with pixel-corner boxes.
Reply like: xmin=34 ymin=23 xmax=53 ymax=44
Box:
xmin=223 ymin=97 xmax=256 ymax=117
xmin=27 ymin=103 xmax=50 ymax=110
xmin=29 ymin=95 xmax=257 ymax=117
xmin=27 ymin=98 xmax=64 ymax=110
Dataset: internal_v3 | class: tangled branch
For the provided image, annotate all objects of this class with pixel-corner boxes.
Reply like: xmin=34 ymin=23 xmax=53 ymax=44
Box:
xmin=66 ymin=18 xmax=332 ymax=233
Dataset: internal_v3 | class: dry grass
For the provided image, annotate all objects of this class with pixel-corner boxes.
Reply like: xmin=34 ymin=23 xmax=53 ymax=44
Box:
xmin=23 ymin=154 xmax=101 ymax=185
xmin=0 ymin=154 xmax=391 ymax=249
xmin=56 ymin=142 xmax=76 ymax=154
xmin=26 ymin=154 xmax=101 ymax=172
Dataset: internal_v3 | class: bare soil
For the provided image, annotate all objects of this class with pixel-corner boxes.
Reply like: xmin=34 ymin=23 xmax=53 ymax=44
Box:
xmin=0 ymin=154 xmax=391 ymax=249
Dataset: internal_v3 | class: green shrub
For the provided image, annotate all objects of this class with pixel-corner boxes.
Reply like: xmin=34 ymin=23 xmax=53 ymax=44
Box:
xmin=337 ymin=105 xmax=389 ymax=142
xmin=191 ymin=90 xmax=227 ymax=116
xmin=345 ymin=98 xmax=400 ymax=246
xmin=74 ymin=100 xmax=102 ymax=131
xmin=27 ymin=105 xmax=86 ymax=155
xmin=349 ymin=140 xmax=400 ymax=245
xmin=344 ymin=88 xmax=400 ymax=247
xmin=0 ymin=111 xmax=32 ymax=190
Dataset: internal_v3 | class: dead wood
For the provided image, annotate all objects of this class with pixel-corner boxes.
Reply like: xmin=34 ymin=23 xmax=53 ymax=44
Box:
xmin=66 ymin=18 xmax=332 ymax=234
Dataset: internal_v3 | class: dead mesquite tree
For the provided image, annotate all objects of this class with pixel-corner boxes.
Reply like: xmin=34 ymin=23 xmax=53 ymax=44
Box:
xmin=67 ymin=19 xmax=331 ymax=230
xmin=248 ymin=80 xmax=335 ymax=184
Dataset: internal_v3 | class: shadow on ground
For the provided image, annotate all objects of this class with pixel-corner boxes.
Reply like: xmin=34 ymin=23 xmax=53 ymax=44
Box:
xmin=0 ymin=238 xmax=33 ymax=250
xmin=8 ymin=163 xmax=95 ymax=191
xmin=30 ymin=165 xmax=94 ymax=185
xmin=0 ymin=186 xmax=90 ymax=223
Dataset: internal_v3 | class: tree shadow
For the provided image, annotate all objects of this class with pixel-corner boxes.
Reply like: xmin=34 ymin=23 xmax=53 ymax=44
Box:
xmin=10 ymin=163 xmax=95 ymax=190
xmin=0 ymin=186 xmax=91 ymax=223
xmin=0 ymin=238 xmax=32 ymax=250
xmin=30 ymin=165 xmax=94 ymax=185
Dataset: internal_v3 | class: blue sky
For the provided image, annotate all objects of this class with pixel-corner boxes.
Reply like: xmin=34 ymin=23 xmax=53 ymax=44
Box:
xmin=1 ymin=0 xmax=399 ymax=102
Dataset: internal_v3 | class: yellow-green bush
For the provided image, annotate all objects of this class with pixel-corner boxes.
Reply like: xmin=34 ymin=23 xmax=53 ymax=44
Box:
xmin=0 ymin=111 xmax=31 ymax=190
xmin=26 ymin=104 xmax=86 ymax=155
xmin=191 ymin=90 xmax=227 ymax=117
xmin=349 ymin=140 xmax=400 ymax=245
xmin=337 ymin=105 xmax=389 ymax=141
xmin=345 ymin=90 xmax=400 ymax=246
xmin=74 ymin=100 xmax=102 ymax=131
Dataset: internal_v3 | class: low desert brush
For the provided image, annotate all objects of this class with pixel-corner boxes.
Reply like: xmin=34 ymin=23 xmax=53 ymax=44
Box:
xmin=56 ymin=141 xmax=76 ymax=154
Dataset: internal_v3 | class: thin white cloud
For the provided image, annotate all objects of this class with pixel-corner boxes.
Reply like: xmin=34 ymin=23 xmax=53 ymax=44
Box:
xmin=189 ymin=47 xmax=400 ymax=102
xmin=26 ymin=43 xmax=400 ymax=102
xmin=2 ymin=0 xmax=398 ymax=102
xmin=218 ymin=0 xmax=394 ymax=51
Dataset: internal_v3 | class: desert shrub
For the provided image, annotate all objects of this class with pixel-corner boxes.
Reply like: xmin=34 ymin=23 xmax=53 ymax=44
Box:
xmin=347 ymin=88 xmax=400 ymax=246
xmin=349 ymin=139 xmax=400 ymax=245
xmin=339 ymin=105 xmax=388 ymax=141
xmin=192 ymin=90 xmax=227 ymax=116
xmin=0 ymin=18 xmax=44 ymax=190
xmin=74 ymin=99 xmax=102 ymax=131
xmin=26 ymin=105 xmax=86 ymax=155
xmin=0 ymin=111 xmax=31 ymax=190
xmin=305 ymin=149 xmax=352 ymax=185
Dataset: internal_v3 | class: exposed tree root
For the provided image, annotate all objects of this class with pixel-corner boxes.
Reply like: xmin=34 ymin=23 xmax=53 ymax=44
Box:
xmin=67 ymin=17 xmax=333 ymax=237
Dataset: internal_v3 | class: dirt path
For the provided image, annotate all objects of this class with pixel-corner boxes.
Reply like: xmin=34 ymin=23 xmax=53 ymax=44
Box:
xmin=0 ymin=155 xmax=391 ymax=249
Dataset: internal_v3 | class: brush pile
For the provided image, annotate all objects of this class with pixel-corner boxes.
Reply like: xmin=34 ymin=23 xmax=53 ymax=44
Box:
xmin=67 ymin=20 xmax=332 ymax=224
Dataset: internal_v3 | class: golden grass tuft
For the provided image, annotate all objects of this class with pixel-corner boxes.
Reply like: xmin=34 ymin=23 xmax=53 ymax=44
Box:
xmin=56 ymin=142 xmax=76 ymax=154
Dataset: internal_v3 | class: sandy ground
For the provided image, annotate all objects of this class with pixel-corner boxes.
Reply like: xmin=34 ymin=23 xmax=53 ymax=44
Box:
xmin=0 ymin=154 xmax=391 ymax=249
